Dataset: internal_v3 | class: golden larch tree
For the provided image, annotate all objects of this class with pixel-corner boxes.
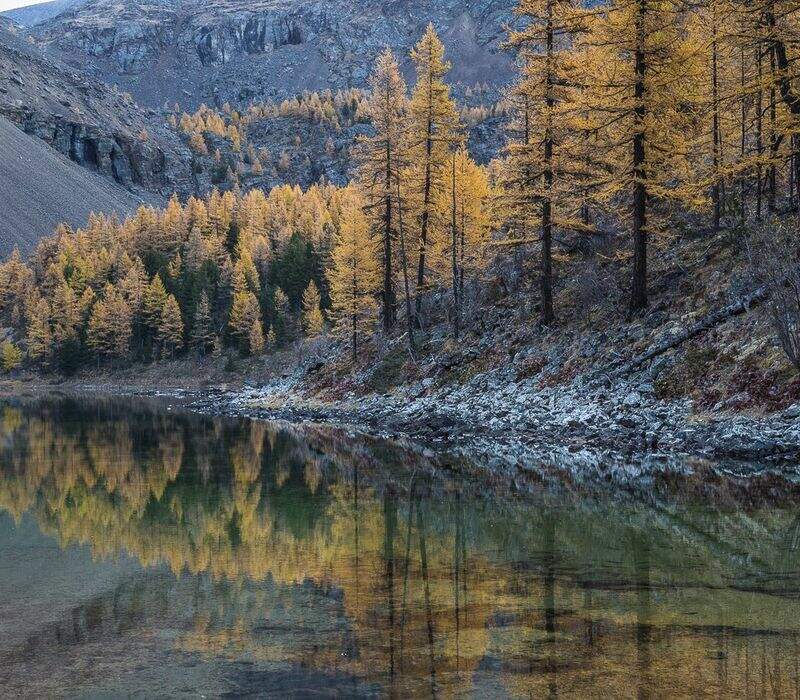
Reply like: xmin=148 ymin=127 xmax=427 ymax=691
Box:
xmin=228 ymin=290 xmax=261 ymax=353
xmin=248 ymin=318 xmax=265 ymax=355
xmin=25 ymin=297 xmax=52 ymax=364
xmin=328 ymin=192 xmax=380 ymax=363
xmin=302 ymin=281 xmax=325 ymax=337
xmin=191 ymin=291 xmax=215 ymax=354
xmin=143 ymin=274 xmax=168 ymax=335
xmin=407 ymin=24 xmax=462 ymax=320
xmin=358 ymin=48 xmax=409 ymax=332
xmin=158 ymin=294 xmax=184 ymax=358
xmin=88 ymin=284 xmax=132 ymax=359
xmin=580 ymin=0 xmax=706 ymax=312
xmin=506 ymin=0 xmax=588 ymax=324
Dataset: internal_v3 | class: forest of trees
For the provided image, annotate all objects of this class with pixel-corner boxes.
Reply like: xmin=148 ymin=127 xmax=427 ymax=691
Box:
xmin=172 ymin=89 xmax=371 ymax=185
xmin=0 ymin=0 xmax=798 ymax=373
xmin=0 ymin=185 xmax=343 ymax=372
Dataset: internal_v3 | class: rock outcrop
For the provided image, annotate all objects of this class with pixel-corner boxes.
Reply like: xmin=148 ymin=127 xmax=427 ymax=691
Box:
xmin=0 ymin=0 xmax=84 ymax=27
xmin=0 ymin=22 xmax=193 ymax=197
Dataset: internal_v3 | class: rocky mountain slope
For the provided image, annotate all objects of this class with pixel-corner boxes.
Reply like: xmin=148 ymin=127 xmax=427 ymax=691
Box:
xmin=28 ymin=0 xmax=517 ymax=109
xmin=0 ymin=22 xmax=193 ymax=199
xmin=0 ymin=115 xmax=147 ymax=255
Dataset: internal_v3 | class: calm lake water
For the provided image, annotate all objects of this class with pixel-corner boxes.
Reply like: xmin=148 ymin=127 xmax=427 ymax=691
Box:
xmin=1 ymin=395 xmax=800 ymax=698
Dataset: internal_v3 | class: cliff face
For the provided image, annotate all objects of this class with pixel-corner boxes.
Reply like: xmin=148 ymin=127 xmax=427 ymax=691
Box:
xmin=0 ymin=0 xmax=515 ymax=232
xmin=0 ymin=23 xmax=193 ymax=196
xmin=30 ymin=0 xmax=517 ymax=108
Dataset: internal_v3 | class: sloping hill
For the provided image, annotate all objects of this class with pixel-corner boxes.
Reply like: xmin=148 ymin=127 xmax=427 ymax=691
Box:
xmin=1 ymin=0 xmax=84 ymax=27
xmin=0 ymin=115 xmax=146 ymax=255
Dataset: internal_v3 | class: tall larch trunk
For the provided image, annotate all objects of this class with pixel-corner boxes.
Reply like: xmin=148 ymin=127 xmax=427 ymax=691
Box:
xmin=756 ymin=46 xmax=763 ymax=221
xmin=768 ymin=45 xmax=777 ymax=212
xmin=630 ymin=0 xmax=649 ymax=313
xmin=451 ymin=152 xmax=460 ymax=340
xmin=740 ymin=41 xmax=747 ymax=225
xmin=383 ymin=135 xmax=396 ymax=332
xmin=711 ymin=13 xmax=722 ymax=231
xmin=541 ymin=0 xmax=555 ymax=325
xmin=415 ymin=64 xmax=435 ymax=322
xmin=396 ymin=178 xmax=416 ymax=353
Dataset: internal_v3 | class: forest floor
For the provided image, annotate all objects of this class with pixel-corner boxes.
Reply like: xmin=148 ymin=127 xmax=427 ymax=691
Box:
xmin=9 ymin=225 xmax=800 ymax=474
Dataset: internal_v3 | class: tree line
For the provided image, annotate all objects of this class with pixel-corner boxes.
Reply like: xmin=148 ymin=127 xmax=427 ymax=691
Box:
xmin=504 ymin=0 xmax=799 ymax=320
xmin=0 ymin=26 xmax=494 ymax=370
xmin=0 ymin=186 xmax=339 ymax=371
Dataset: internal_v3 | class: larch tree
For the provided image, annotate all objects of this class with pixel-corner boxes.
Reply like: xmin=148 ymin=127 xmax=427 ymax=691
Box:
xmin=25 ymin=297 xmax=52 ymax=364
xmin=51 ymin=283 xmax=81 ymax=348
xmin=120 ymin=258 xmax=147 ymax=320
xmin=158 ymin=294 xmax=184 ymax=358
xmin=581 ymin=0 xmax=706 ymax=313
xmin=228 ymin=290 xmax=261 ymax=353
xmin=191 ymin=291 xmax=215 ymax=354
xmin=271 ymin=287 xmax=291 ymax=342
xmin=452 ymin=149 xmax=491 ymax=335
xmin=742 ymin=0 xmax=800 ymax=216
xmin=0 ymin=250 xmax=35 ymax=329
xmin=686 ymin=0 xmax=749 ymax=230
xmin=328 ymin=192 xmax=380 ymax=363
xmin=248 ymin=318 xmax=266 ymax=355
xmin=408 ymin=24 xmax=462 ymax=321
xmin=87 ymin=285 xmax=132 ymax=360
xmin=506 ymin=0 xmax=588 ymax=324
xmin=358 ymin=48 xmax=409 ymax=333
xmin=302 ymin=281 xmax=325 ymax=337
xmin=143 ymin=274 xmax=169 ymax=337
xmin=162 ymin=194 xmax=187 ymax=253
xmin=51 ymin=282 xmax=84 ymax=370
xmin=0 ymin=341 xmax=22 ymax=373
xmin=434 ymin=148 xmax=492 ymax=338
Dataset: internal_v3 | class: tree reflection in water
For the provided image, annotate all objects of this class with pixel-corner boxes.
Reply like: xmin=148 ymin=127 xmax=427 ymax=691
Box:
xmin=1 ymin=395 xmax=800 ymax=697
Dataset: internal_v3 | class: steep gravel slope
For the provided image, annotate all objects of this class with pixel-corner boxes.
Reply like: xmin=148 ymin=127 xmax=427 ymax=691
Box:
xmin=0 ymin=23 xmax=193 ymax=197
xmin=0 ymin=115 xmax=146 ymax=255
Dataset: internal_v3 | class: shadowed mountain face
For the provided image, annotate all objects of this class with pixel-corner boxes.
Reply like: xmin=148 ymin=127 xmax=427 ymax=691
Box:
xmin=27 ymin=0 xmax=518 ymax=109
xmin=0 ymin=115 xmax=147 ymax=255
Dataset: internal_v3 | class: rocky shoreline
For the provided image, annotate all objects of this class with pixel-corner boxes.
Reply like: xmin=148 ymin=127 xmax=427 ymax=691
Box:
xmin=10 ymin=347 xmax=799 ymax=481
xmin=183 ymin=360 xmax=800 ymax=478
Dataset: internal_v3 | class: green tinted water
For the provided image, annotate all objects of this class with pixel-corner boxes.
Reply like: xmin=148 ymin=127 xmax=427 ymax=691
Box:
xmin=1 ymin=395 xmax=799 ymax=698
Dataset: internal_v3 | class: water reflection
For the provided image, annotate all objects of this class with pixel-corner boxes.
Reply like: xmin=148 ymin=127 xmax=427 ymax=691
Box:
xmin=1 ymin=395 xmax=800 ymax=697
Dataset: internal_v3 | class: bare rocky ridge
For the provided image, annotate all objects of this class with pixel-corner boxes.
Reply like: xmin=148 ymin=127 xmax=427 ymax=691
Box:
xmin=27 ymin=0 xmax=517 ymax=109
xmin=0 ymin=115 xmax=148 ymax=255
xmin=2 ymin=0 xmax=513 ymax=214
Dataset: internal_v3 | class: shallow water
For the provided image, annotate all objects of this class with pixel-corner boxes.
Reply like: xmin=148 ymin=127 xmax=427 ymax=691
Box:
xmin=1 ymin=395 xmax=800 ymax=698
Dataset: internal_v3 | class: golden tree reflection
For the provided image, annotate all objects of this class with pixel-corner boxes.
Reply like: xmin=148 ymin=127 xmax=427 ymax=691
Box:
xmin=3 ymin=396 xmax=800 ymax=697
